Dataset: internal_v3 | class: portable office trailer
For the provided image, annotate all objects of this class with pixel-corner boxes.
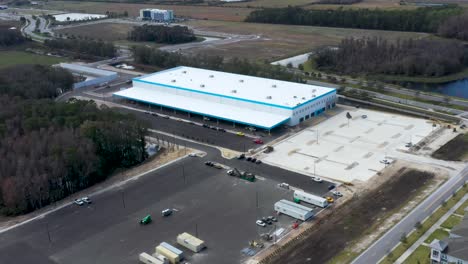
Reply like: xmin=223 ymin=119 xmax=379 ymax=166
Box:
xmin=155 ymin=246 xmax=179 ymax=264
xmin=155 ymin=242 xmax=183 ymax=264
xmin=294 ymin=190 xmax=328 ymax=208
xmin=177 ymin=232 xmax=206 ymax=253
xmin=151 ymin=253 xmax=169 ymax=264
xmin=274 ymin=199 xmax=313 ymax=221
xmin=139 ymin=252 xmax=165 ymax=264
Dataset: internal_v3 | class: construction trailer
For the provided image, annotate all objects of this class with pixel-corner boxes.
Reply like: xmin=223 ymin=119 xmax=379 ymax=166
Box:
xmin=177 ymin=232 xmax=206 ymax=253
xmin=155 ymin=242 xmax=183 ymax=264
xmin=274 ymin=199 xmax=314 ymax=221
xmin=139 ymin=252 xmax=166 ymax=264
xmin=293 ymin=190 xmax=329 ymax=208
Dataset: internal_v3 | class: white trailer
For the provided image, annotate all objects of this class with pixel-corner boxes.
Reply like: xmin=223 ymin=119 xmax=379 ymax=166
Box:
xmin=294 ymin=190 xmax=328 ymax=208
xmin=177 ymin=232 xmax=206 ymax=253
xmin=274 ymin=199 xmax=314 ymax=221
xmin=139 ymin=252 xmax=165 ymax=264
xmin=155 ymin=242 xmax=183 ymax=264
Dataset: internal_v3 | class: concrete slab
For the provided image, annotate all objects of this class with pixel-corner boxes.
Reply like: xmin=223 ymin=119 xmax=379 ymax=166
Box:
xmin=263 ymin=108 xmax=434 ymax=182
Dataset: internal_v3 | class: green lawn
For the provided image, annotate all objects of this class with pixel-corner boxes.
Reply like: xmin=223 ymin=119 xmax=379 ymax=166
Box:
xmin=402 ymin=245 xmax=430 ymax=264
xmin=455 ymin=198 xmax=468 ymax=215
xmin=424 ymin=228 xmax=449 ymax=244
xmin=379 ymin=186 xmax=468 ymax=264
xmin=441 ymin=214 xmax=463 ymax=230
xmin=0 ymin=51 xmax=66 ymax=68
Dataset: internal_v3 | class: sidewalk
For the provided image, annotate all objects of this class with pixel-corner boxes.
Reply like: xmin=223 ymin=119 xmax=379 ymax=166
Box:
xmin=395 ymin=194 xmax=468 ymax=263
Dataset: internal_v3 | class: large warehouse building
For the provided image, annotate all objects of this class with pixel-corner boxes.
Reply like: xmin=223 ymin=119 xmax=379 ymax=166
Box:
xmin=113 ymin=66 xmax=336 ymax=130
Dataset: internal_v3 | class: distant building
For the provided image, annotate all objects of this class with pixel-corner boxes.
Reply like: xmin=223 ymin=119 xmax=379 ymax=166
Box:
xmin=429 ymin=208 xmax=468 ymax=264
xmin=139 ymin=9 xmax=173 ymax=22
xmin=58 ymin=63 xmax=118 ymax=89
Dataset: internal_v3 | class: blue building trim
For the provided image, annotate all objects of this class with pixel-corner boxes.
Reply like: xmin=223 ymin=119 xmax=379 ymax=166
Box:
xmin=132 ymin=67 xmax=336 ymax=110
xmin=113 ymin=93 xmax=290 ymax=130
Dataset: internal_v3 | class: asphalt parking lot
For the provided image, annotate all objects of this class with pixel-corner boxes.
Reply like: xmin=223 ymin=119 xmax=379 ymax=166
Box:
xmin=0 ymin=144 xmax=333 ymax=264
xmin=118 ymin=106 xmax=280 ymax=152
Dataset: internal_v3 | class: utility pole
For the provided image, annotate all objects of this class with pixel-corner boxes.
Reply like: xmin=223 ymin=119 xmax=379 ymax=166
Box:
xmin=46 ymin=222 xmax=51 ymax=243
xmin=182 ymin=165 xmax=186 ymax=184
xmin=121 ymin=190 xmax=126 ymax=208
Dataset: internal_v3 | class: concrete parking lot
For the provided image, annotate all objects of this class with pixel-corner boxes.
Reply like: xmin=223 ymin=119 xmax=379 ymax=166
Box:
xmin=262 ymin=108 xmax=434 ymax=182
xmin=0 ymin=140 xmax=332 ymax=264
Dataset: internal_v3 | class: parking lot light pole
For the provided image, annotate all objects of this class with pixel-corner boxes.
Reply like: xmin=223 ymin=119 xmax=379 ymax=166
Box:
xmin=121 ymin=191 xmax=126 ymax=209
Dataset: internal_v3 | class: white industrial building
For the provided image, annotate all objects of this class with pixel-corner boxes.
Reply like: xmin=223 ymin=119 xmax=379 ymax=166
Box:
xmin=139 ymin=8 xmax=174 ymax=21
xmin=58 ymin=63 xmax=117 ymax=89
xmin=113 ymin=66 xmax=337 ymax=130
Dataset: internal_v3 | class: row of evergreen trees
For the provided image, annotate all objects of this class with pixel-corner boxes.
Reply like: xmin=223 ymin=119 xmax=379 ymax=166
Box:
xmin=0 ymin=65 xmax=148 ymax=215
xmin=245 ymin=6 xmax=462 ymax=33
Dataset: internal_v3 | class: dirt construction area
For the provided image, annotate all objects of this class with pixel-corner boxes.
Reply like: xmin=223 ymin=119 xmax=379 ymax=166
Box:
xmin=262 ymin=167 xmax=435 ymax=264
xmin=262 ymin=108 xmax=434 ymax=182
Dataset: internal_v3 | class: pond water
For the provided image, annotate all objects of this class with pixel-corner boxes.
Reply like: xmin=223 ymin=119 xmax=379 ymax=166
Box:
xmin=413 ymin=79 xmax=468 ymax=99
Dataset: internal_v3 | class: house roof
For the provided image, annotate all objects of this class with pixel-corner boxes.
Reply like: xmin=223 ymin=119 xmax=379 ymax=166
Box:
xmin=430 ymin=239 xmax=448 ymax=251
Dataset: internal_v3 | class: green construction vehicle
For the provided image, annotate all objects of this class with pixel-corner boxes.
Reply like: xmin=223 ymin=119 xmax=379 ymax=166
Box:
xmin=140 ymin=215 xmax=152 ymax=225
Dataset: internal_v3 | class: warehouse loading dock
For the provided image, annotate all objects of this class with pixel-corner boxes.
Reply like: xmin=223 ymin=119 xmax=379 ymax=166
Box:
xmin=274 ymin=199 xmax=314 ymax=221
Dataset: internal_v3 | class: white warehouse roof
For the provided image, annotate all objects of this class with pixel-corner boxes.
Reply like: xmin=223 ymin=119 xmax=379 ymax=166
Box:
xmin=114 ymin=85 xmax=290 ymax=129
xmin=133 ymin=66 xmax=335 ymax=109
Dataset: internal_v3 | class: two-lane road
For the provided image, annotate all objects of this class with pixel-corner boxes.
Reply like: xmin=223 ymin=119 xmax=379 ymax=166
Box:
xmin=352 ymin=165 xmax=468 ymax=264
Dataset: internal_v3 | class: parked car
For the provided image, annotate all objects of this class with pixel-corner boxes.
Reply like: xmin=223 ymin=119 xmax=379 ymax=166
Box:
xmin=405 ymin=142 xmax=413 ymax=148
xmin=331 ymin=191 xmax=343 ymax=197
xmin=268 ymin=216 xmax=278 ymax=222
xmin=255 ymin=159 xmax=262 ymax=164
xmin=246 ymin=157 xmax=252 ymax=162
xmin=328 ymin=184 xmax=335 ymax=190
xmin=217 ymin=128 xmax=226 ymax=132
xmin=213 ymin=164 xmax=223 ymax=169
xmin=251 ymin=158 xmax=257 ymax=163
xmin=82 ymin=196 xmax=92 ymax=204
xmin=311 ymin=176 xmax=323 ymax=183
xmin=237 ymin=153 xmax=245 ymax=160
xmin=161 ymin=209 xmax=172 ymax=217
xmin=202 ymin=124 xmax=210 ymax=128
xmin=205 ymin=161 xmax=214 ymax=166
xmin=210 ymin=126 xmax=217 ymax=130
xmin=74 ymin=198 xmax=84 ymax=206
xmin=236 ymin=132 xmax=245 ymax=136
xmin=362 ymin=115 xmax=367 ymax=119
xmin=189 ymin=153 xmax=198 ymax=157
xmin=253 ymin=138 xmax=264 ymax=144
xmin=325 ymin=196 xmax=334 ymax=203
xmin=203 ymin=117 xmax=210 ymax=121
xmin=227 ymin=170 xmax=235 ymax=175
xmin=256 ymin=220 xmax=266 ymax=227
xmin=246 ymin=127 xmax=257 ymax=132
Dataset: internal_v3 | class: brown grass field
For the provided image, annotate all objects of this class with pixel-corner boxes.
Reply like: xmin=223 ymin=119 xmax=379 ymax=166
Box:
xmin=183 ymin=20 xmax=429 ymax=61
xmin=55 ymin=22 xmax=135 ymax=41
xmin=46 ymin=1 xmax=252 ymax=21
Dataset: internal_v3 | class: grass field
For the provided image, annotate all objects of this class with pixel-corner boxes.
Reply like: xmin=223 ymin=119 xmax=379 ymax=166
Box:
xmin=402 ymin=245 xmax=430 ymax=264
xmin=424 ymin=228 xmax=449 ymax=244
xmin=0 ymin=51 xmax=66 ymax=68
xmin=55 ymin=22 xmax=134 ymax=41
xmin=440 ymin=214 xmax=463 ymax=230
xmin=183 ymin=20 xmax=429 ymax=60
xmin=45 ymin=1 xmax=252 ymax=21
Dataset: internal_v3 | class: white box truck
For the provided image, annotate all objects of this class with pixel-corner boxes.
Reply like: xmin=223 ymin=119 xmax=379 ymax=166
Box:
xmin=177 ymin=232 xmax=206 ymax=253
xmin=294 ymin=190 xmax=328 ymax=208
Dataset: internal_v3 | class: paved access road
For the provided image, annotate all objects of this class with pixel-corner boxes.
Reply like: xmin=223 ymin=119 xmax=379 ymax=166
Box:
xmin=352 ymin=165 xmax=468 ymax=264
xmin=0 ymin=132 xmax=332 ymax=264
